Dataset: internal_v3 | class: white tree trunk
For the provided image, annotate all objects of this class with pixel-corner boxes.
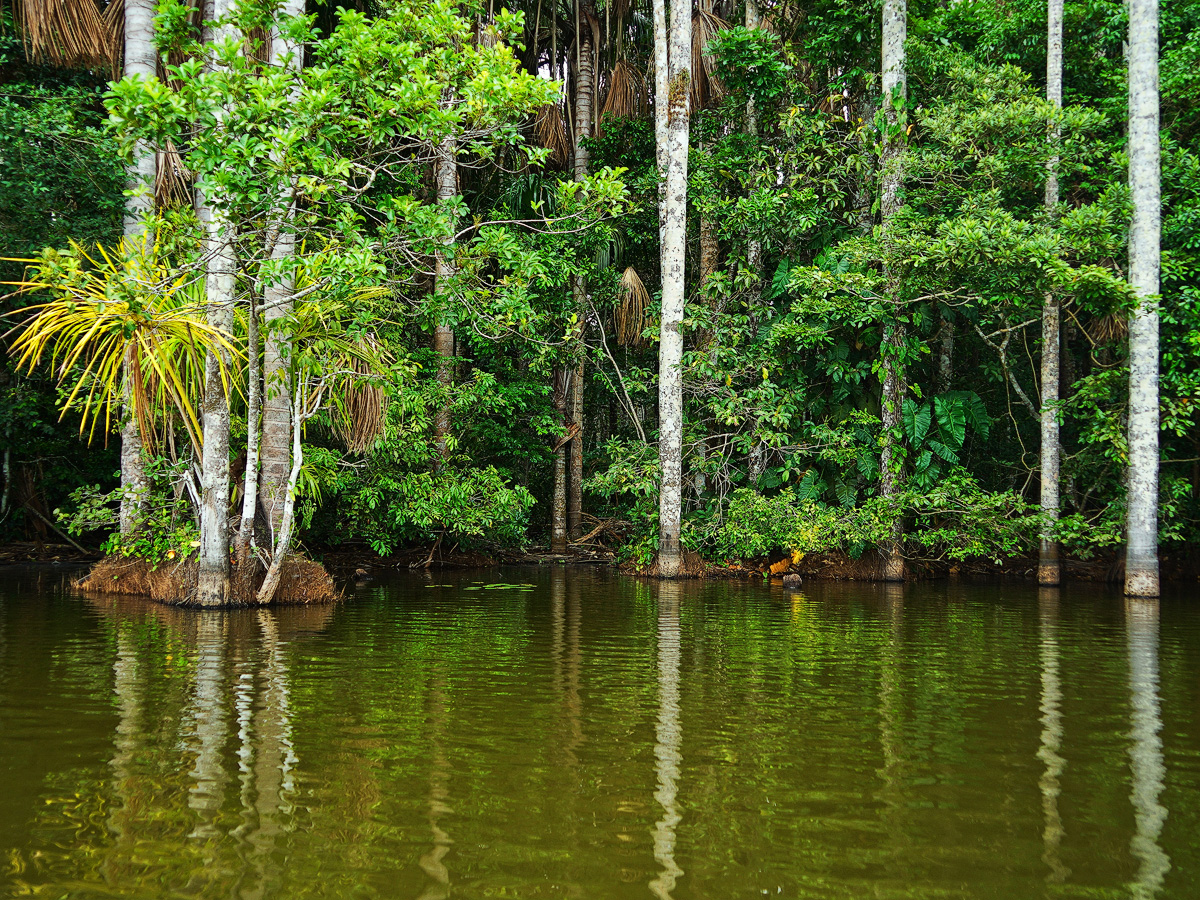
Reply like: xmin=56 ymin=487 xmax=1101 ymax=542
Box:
xmin=118 ymin=0 xmax=157 ymax=537
xmin=122 ymin=0 xmax=156 ymax=240
xmin=1039 ymin=0 xmax=1064 ymax=586
xmin=259 ymin=0 xmax=306 ymax=537
xmin=257 ymin=392 xmax=305 ymax=604
xmin=879 ymin=0 xmax=907 ymax=582
xmin=235 ymin=297 xmax=261 ymax=582
xmin=652 ymin=0 xmax=668 ymax=243
xmin=195 ymin=0 xmax=238 ymax=607
xmin=655 ymin=0 xmax=691 ymax=578
xmin=1125 ymin=0 xmax=1161 ymax=597
xmin=433 ymin=133 xmax=457 ymax=469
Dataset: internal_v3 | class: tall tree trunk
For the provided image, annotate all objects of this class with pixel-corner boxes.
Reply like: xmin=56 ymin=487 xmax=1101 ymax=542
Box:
xmin=551 ymin=368 xmax=569 ymax=553
xmin=879 ymin=0 xmax=907 ymax=583
xmin=433 ymin=134 xmax=458 ymax=471
xmin=936 ymin=313 xmax=954 ymax=394
xmin=118 ymin=0 xmax=157 ymax=537
xmin=652 ymin=0 xmax=668 ymax=230
xmin=655 ymin=0 xmax=691 ymax=578
xmin=1124 ymin=0 xmax=1161 ymax=597
xmin=195 ymin=1 xmax=238 ymax=607
xmin=258 ymin=0 xmax=305 ymax=538
xmin=1039 ymin=0 xmax=1064 ymax=586
xmin=743 ymin=0 xmax=762 ymax=312
xmin=234 ymin=294 xmax=261 ymax=588
xmin=256 ymin=390 xmax=306 ymax=605
xmin=568 ymin=8 xmax=594 ymax=540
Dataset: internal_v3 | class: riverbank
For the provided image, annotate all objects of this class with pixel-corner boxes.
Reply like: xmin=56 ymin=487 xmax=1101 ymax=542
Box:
xmin=8 ymin=540 xmax=1197 ymax=590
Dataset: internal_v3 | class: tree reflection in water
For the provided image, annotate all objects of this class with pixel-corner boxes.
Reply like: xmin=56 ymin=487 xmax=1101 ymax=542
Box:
xmin=650 ymin=581 xmax=683 ymax=900
xmin=1126 ymin=597 xmax=1170 ymax=899
xmin=1037 ymin=588 xmax=1069 ymax=883
xmin=86 ymin=598 xmax=332 ymax=897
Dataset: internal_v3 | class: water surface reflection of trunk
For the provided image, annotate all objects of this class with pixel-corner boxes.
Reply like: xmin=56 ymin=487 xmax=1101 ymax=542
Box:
xmin=650 ymin=582 xmax=683 ymax=900
xmin=104 ymin=625 xmax=143 ymax=885
xmin=1037 ymin=588 xmax=1069 ymax=883
xmin=1126 ymin=598 xmax=1170 ymax=898
xmin=234 ymin=611 xmax=298 ymax=900
xmin=418 ymin=668 xmax=453 ymax=900
xmin=876 ymin=584 xmax=905 ymax=852
xmin=189 ymin=613 xmax=229 ymax=839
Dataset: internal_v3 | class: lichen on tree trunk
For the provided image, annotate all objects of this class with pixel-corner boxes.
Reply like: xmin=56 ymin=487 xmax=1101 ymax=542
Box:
xmin=654 ymin=0 xmax=691 ymax=578
xmin=1038 ymin=0 xmax=1064 ymax=587
xmin=118 ymin=0 xmax=158 ymax=537
xmin=1124 ymin=0 xmax=1161 ymax=597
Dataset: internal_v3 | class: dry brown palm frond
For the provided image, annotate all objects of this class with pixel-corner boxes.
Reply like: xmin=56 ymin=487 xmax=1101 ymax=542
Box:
xmin=608 ymin=0 xmax=631 ymax=24
xmin=534 ymin=102 xmax=571 ymax=169
xmin=1087 ymin=312 xmax=1128 ymax=345
xmin=101 ymin=0 xmax=123 ymax=72
xmin=17 ymin=0 xmax=118 ymax=71
xmin=600 ymin=58 xmax=645 ymax=129
xmin=155 ymin=141 xmax=193 ymax=208
xmin=691 ymin=9 xmax=729 ymax=111
xmin=337 ymin=334 xmax=388 ymax=454
xmin=615 ymin=266 xmax=651 ymax=347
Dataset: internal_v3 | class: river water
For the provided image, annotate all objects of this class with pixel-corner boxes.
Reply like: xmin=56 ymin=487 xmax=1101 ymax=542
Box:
xmin=0 ymin=565 xmax=1197 ymax=898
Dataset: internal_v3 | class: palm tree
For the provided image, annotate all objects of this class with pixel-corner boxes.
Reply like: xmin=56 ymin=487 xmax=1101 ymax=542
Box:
xmin=878 ymin=0 xmax=907 ymax=583
xmin=1124 ymin=0 xmax=1161 ymax=597
xmin=1039 ymin=0 xmax=1064 ymax=586
xmin=14 ymin=0 xmax=159 ymax=535
xmin=567 ymin=0 xmax=597 ymax=542
xmin=259 ymin=0 xmax=309 ymax=538
xmin=194 ymin=0 xmax=241 ymax=607
xmin=654 ymin=0 xmax=691 ymax=578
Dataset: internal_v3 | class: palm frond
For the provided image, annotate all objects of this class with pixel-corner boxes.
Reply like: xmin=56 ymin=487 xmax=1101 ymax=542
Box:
xmin=614 ymin=266 xmax=650 ymax=347
xmin=155 ymin=141 xmax=193 ymax=208
xmin=534 ymin=101 xmax=571 ymax=169
xmin=17 ymin=0 xmax=118 ymax=72
xmin=337 ymin=333 xmax=389 ymax=453
xmin=691 ymin=9 xmax=729 ymax=111
xmin=600 ymin=58 xmax=645 ymax=128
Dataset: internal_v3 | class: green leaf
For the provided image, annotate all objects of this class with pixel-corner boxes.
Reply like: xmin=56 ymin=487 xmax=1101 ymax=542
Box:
xmin=902 ymin=398 xmax=931 ymax=446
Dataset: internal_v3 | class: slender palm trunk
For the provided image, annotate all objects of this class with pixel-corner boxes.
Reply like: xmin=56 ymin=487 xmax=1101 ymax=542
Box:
xmin=433 ymin=134 xmax=457 ymax=470
xmin=743 ymin=0 xmax=762 ymax=313
xmin=1124 ymin=0 xmax=1161 ymax=597
xmin=655 ymin=0 xmax=691 ymax=577
xmin=936 ymin=313 xmax=954 ymax=394
xmin=1039 ymin=0 xmax=1064 ymax=586
xmin=568 ymin=12 xmax=594 ymax=540
xmin=195 ymin=0 xmax=238 ymax=607
xmin=234 ymin=296 xmax=261 ymax=583
xmin=879 ymin=0 xmax=907 ymax=583
xmin=256 ymin=393 xmax=305 ymax=604
xmin=551 ymin=368 xmax=568 ymax=553
xmin=118 ymin=0 xmax=157 ymax=536
xmin=259 ymin=0 xmax=305 ymax=538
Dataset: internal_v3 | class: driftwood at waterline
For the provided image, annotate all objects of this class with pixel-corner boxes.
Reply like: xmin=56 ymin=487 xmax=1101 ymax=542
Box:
xmin=74 ymin=555 xmax=338 ymax=606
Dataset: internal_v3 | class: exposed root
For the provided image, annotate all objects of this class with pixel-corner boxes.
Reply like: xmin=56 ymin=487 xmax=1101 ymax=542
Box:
xmin=74 ymin=554 xmax=338 ymax=606
xmin=626 ymin=549 xmax=709 ymax=579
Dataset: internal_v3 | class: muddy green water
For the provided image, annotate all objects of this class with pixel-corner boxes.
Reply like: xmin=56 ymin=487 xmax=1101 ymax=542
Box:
xmin=1 ymin=567 xmax=1198 ymax=899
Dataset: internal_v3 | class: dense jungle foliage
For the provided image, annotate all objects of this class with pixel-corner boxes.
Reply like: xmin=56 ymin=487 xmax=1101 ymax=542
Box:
xmin=0 ymin=0 xmax=1195 ymax=578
